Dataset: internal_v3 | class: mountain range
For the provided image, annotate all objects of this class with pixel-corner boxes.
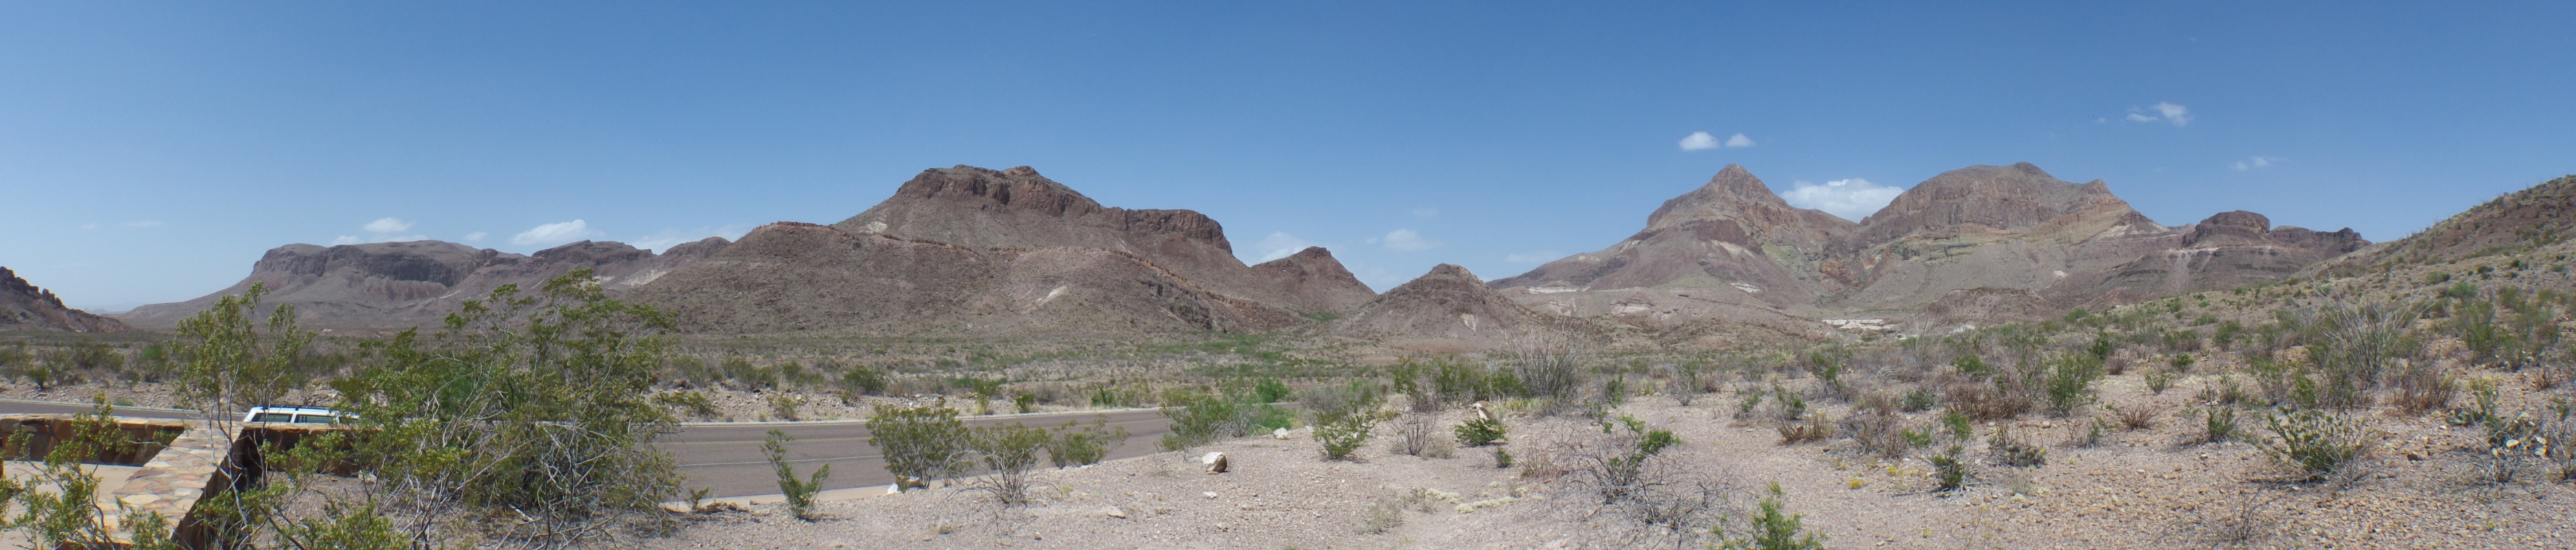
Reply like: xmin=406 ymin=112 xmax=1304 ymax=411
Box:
xmin=93 ymin=162 xmax=2392 ymax=346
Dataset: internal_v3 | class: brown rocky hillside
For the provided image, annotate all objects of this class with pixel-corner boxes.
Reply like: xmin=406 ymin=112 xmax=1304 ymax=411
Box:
xmin=627 ymin=166 xmax=1372 ymax=336
xmin=0 ymin=267 xmax=129 ymax=333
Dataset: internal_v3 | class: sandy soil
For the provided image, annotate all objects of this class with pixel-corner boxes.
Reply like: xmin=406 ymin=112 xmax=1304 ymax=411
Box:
xmin=638 ymin=372 xmax=2576 ymax=549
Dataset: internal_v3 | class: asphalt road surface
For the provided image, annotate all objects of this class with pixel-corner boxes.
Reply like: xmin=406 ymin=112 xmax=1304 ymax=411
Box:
xmin=0 ymin=397 xmax=1175 ymax=498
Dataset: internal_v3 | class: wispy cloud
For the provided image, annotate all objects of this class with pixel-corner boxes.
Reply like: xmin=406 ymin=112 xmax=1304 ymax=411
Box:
xmin=1243 ymin=232 xmax=1318 ymax=263
xmin=331 ymin=217 xmax=428 ymax=245
xmin=1681 ymin=131 xmax=1756 ymax=151
xmin=2229 ymin=155 xmax=2278 ymax=170
xmin=78 ymin=223 xmax=96 ymax=230
xmin=1781 ymin=178 xmax=1905 ymax=221
xmin=463 ymin=232 xmax=489 ymax=242
xmin=363 ymin=217 xmax=414 ymax=233
xmin=1373 ymin=229 xmax=1443 ymax=252
xmin=2124 ymin=102 xmax=2192 ymax=127
xmin=1504 ymin=251 xmax=1564 ymax=263
xmin=511 ymin=220 xmax=604 ymax=247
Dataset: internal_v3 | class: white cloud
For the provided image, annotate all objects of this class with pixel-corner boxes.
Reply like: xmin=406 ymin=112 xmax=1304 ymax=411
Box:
xmin=630 ymin=225 xmax=755 ymax=252
xmin=2125 ymin=102 xmax=2191 ymax=126
xmin=511 ymin=219 xmax=605 ymax=247
xmin=1380 ymin=229 xmax=1443 ymax=252
xmin=1504 ymin=251 xmax=1564 ymax=263
xmin=363 ymin=217 xmax=414 ymax=233
xmin=1678 ymin=131 xmax=1720 ymax=151
xmin=1243 ymin=232 xmax=1318 ymax=263
xmin=1780 ymin=178 xmax=1905 ymax=221
xmin=2153 ymin=102 xmax=2191 ymax=126
xmin=78 ymin=223 xmax=96 ymax=230
xmin=2230 ymin=155 xmax=2278 ymax=170
xmin=123 ymin=221 xmax=162 ymax=228
xmin=463 ymin=232 xmax=488 ymax=242
xmin=1724 ymin=133 xmax=1755 ymax=147
xmin=1411 ymin=208 xmax=1440 ymax=218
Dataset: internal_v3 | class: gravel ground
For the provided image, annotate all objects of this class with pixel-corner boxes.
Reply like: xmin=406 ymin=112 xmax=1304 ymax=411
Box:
xmin=638 ymin=371 xmax=2576 ymax=549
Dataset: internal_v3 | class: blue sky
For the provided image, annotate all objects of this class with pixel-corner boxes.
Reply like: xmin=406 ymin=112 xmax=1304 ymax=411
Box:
xmin=5 ymin=2 xmax=2573 ymax=311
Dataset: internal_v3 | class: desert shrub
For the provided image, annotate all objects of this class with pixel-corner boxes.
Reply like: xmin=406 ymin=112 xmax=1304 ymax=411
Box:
xmin=323 ymin=270 xmax=684 ymax=547
xmin=1012 ymin=392 xmax=1037 ymax=414
xmin=721 ymin=358 xmax=779 ymax=390
xmin=1943 ymin=380 xmax=2030 ymax=421
xmin=1300 ymin=380 xmax=1386 ymax=425
xmin=1359 ymin=496 xmax=1406 ymax=534
xmin=2302 ymin=302 xmax=2426 ymax=409
xmin=1509 ymin=342 xmax=1586 ymax=412
xmin=2390 ymin=358 xmax=2455 ymax=415
xmin=762 ymin=430 xmax=829 ymax=521
xmin=767 ymin=393 xmax=804 ymax=421
xmin=1665 ymin=360 xmax=1707 ymax=406
xmin=1841 ymin=409 xmax=1911 ymax=458
xmin=836 ymin=364 xmax=889 ymax=395
xmin=1494 ymin=447 xmax=1513 ymax=469
xmin=1775 ymin=414 xmax=1832 ymax=446
xmin=175 ymin=281 xmax=317 ymax=412
xmin=1952 ymin=354 xmax=1991 ymax=379
xmin=2115 ymin=404 xmax=2166 ymax=430
xmin=2041 ymin=352 xmax=2105 ymax=416
xmin=1158 ymin=388 xmax=1245 ymax=451
xmin=865 ymin=403 xmax=968 ymax=487
xmin=1316 ymin=414 xmax=1376 ymax=460
xmin=1940 ymin=410 xmax=1975 ymax=441
xmin=1899 ymin=388 xmax=1938 ymax=412
xmin=1253 ymin=377 xmax=1293 ymax=403
xmin=2199 ymin=406 xmax=2242 ymax=444
xmin=1391 ymin=414 xmax=1454 ymax=459
xmin=1929 ymin=446 xmax=1970 ymax=493
xmin=1454 ymin=417 xmax=1507 ymax=447
xmin=959 ymin=421 xmax=1052 ymax=507
xmin=2261 ymin=409 xmax=2373 ymax=481
xmin=1772 ymin=387 xmax=1808 ymax=421
xmin=2144 ymin=370 xmax=2173 ymax=395
xmin=776 ymin=361 xmax=825 ymax=388
xmin=1044 ymin=417 xmax=1131 ymax=468
xmin=1577 ymin=415 xmax=1682 ymax=504
xmin=1987 ymin=427 xmax=2046 ymax=468
xmin=654 ymin=390 xmax=720 ymax=419
xmin=1713 ymin=483 xmax=1828 ymax=550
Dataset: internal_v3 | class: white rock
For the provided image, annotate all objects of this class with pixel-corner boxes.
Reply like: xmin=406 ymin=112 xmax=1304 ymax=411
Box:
xmin=1201 ymin=452 xmax=1230 ymax=474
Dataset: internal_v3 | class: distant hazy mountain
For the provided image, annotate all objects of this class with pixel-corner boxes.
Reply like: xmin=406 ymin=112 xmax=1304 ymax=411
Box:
xmin=118 ymin=238 xmax=729 ymax=331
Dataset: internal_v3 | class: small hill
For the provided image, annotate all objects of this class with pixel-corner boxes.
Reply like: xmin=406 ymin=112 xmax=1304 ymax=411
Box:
xmin=1331 ymin=264 xmax=1608 ymax=349
xmin=118 ymin=238 xmax=728 ymax=330
xmin=0 ymin=267 xmax=129 ymax=333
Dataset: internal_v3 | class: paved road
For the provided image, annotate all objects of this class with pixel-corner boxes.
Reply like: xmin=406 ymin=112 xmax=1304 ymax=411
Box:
xmin=1 ymin=398 xmax=1175 ymax=498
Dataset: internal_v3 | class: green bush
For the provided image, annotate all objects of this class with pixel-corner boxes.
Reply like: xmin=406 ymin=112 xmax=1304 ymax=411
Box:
xmin=836 ymin=364 xmax=889 ymax=395
xmin=1317 ymin=415 xmax=1376 ymax=460
xmin=1582 ymin=415 xmax=1680 ymax=504
xmin=2041 ymin=352 xmax=2105 ymax=416
xmin=2262 ymin=409 xmax=2372 ymax=481
xmin=1898 ymin=388 xmax=1937 ymax=412
xmin=762 ymin=429 xmax=828 ymax=521
xmin=1987 ymin=426 xmax=2046 ymax=468
xmin=1453 ymin=417 xmax=1507 ymax=447
xmin=1714 ymin=483 xmax=1828 ymax=550
xmin=1045 ymin=417 xmax=1131 ymax=468
xmin=654 ymin=390 xmax=720 ymax=419
xmin=961 ymin=422 xmax=1052 ymax=507
xmin=1493 ymin=447 xmax=1513 ymax=469
xmin=865 ymin=403 xmax=967 ymax=487
xmin=1929 ymin=446 xmax=1970 ymax=493
xmin=2201 ymin=406 xmax=2241 ymax=444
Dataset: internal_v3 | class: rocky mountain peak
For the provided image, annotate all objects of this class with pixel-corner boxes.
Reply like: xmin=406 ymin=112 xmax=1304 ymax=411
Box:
xmin=836 ymin=164 xmax=1234 ymax=254
xmin=1643 ymin=164 xmax=1820 ymax=230
xmin=1 ymin=267 xmax=129 ymax=332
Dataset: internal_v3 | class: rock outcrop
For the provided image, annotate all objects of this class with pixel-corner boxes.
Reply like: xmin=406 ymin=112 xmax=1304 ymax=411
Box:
xmin=2078 ymin=211 xmax=2367 ymax=303
xmin=2308 ymin=174 xmax=2574 ymax=277
xmin=0 ymin=267 xmax=129 ymax=333
xmin=118 ymin=238 xmax=729 ymax=330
